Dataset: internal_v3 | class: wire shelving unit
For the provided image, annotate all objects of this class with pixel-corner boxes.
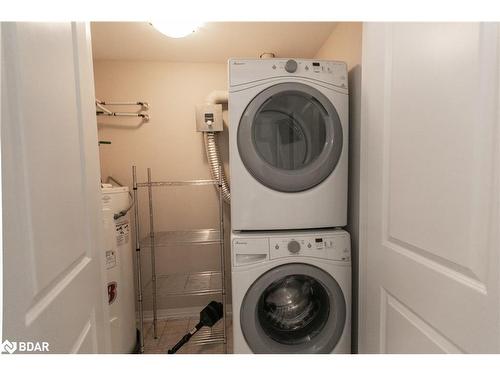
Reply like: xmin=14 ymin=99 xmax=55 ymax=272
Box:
xmin=131 ymin=166 xmax=227 ymax=354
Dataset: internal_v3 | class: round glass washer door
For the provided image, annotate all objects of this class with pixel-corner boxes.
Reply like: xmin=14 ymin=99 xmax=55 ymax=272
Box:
xmin=238 ymin=83 xmax=343 ymax=192
xmin=240 ymin=263 xmax=346 ymax=354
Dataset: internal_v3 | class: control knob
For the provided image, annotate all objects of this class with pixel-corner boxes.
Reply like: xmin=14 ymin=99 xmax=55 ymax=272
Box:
xmin=287 ymin=240 xmax=301 ymax=254
xmin=285 ymin=59 xmax=298 ymax=73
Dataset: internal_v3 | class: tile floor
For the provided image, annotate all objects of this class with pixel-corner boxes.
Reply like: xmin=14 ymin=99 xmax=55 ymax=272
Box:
xmin=143 ymin=316 xmax=232 ymax=354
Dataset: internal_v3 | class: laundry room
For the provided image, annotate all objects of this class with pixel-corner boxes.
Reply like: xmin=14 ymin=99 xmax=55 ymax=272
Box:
xmin=92 ymin=21 xmax=362 ymax=354
xmin=2 ymin=3 xmax=500 ymax=370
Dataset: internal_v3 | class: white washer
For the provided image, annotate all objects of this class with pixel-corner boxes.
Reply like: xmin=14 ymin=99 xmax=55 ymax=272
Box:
xmin=229 ymin=58 xmax=348 ymax=230
xmin=231 ymin=229 xmax=351 ymax=354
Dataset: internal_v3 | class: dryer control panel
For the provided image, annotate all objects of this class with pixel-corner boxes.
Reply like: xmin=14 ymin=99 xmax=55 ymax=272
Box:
xmin=229 ymin=58 xmax=348 ymax=90
xmin=269 ymin=233 xmax=350 ymax=262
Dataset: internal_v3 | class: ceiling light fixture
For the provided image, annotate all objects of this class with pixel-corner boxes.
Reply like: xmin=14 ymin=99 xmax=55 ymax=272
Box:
xmin=150 ymin=21 xmax=204 ymax=38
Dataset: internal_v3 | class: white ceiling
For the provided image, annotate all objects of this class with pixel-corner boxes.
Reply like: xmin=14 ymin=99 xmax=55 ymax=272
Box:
xmin=90 ymin=22 xmax=336 ymax=63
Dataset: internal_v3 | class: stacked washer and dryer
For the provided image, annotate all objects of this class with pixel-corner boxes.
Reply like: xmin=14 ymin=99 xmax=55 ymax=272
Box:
xmin=229 ymin=58 xmax=351 ymax=353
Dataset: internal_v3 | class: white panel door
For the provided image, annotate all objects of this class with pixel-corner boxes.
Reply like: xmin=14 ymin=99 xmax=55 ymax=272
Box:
xmin=359 ymin=23 xmax=500 ymax=353
xmin=1 ymin=22 xmax=110 ymax=353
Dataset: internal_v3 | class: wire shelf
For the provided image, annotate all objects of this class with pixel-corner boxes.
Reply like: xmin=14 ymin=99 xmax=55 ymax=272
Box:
xmin=143 ymin=271 xmax=223 ymax=297
xmin=136 ymin=179 xmax=218 ymax=188
xmin=140 ymin=229 xmax=221 ymax=247
xmin=189 ymin=323 xmax=225 ymax=346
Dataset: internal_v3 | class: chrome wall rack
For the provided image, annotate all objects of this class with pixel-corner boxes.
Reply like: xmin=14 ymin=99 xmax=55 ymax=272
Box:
xmin=131 ymin=166 xmax=227 ymax=354
xmin=96 ymin=99 xmax=150 ymax=121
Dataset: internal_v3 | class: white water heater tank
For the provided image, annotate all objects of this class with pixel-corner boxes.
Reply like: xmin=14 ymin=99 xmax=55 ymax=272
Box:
xmin=101 ymin=186 xmax=137 ymax=353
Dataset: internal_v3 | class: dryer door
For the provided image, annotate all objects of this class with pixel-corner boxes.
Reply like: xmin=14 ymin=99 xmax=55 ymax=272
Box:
xmin=238 ymin=82 xmax=343 ymax=192
xmin=240 ymin=263 xmax=346 ymax=353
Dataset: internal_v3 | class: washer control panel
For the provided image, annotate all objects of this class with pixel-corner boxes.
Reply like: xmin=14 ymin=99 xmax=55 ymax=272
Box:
xmin=269 ymin=233 xmax=350 ymax=262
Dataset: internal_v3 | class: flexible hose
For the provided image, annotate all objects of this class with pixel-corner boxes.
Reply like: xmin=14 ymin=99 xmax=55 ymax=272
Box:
xmin=104 ymin=176 xmax=135 ymax=220
xmin=114 ymin=191 xmax=134 ymax=220
xmin=204 ymin=131 xmax=230 ymax=203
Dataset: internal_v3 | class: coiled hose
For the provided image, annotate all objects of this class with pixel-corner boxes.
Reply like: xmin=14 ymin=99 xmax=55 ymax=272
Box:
xmin=204 ymin=131 xmax=230 ymax=203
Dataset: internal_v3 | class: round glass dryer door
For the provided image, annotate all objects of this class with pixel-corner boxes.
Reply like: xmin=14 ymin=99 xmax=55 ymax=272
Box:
xmin=240 ymin=263 xmax=346 ymax=353
xmin=238 ymin=83 xmax=343 ymax=192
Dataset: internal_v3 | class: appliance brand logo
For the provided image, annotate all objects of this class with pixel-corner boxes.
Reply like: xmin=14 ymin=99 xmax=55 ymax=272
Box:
xmin=1 ymin=339 xmax=49 ymax=354
xmin=108 ymin=281 xmax=118 ymax=304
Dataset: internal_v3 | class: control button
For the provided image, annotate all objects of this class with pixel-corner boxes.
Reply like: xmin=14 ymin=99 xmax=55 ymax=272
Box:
xmin=305 ymin=65 xmax=309 ymax=71
xmin=272 ymin=65 xmax=277 ymax=70
xmin=307 ymin=243 xmax=312 ymax=248
xmin=275 ymin=244 xmax=279 ymax=250
xmin=285 ymin=59 xmax=298 ymax=73
xmin=287 ymin=240 xmax=300 ymax=254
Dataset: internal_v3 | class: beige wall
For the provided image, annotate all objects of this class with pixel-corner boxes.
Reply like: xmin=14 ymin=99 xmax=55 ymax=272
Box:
xmin=94 ymin=60 xmax=230 ymax=313
xmin=314 ymin=22 xmax=363 ymax=71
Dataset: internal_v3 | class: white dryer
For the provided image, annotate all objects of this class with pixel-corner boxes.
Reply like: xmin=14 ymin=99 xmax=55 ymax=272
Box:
xmin=231 ymin=229 xmax=351 ymax=354
xmin=229 ymin=58 xmax=348 ymax=230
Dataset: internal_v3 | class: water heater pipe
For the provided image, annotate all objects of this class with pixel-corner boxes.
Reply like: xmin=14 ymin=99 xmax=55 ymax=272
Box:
xmin=204 ymin=90 xmax=230 ymax=203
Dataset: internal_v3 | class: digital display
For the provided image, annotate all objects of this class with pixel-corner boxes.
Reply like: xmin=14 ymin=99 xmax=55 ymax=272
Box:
xmin=315 ymin=238 xmax=323 ymax=243
xmin=312 ymin=62 xmax=320 ymax=67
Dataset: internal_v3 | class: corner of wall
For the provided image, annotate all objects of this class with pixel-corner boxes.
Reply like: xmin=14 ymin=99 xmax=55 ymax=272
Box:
xmin=314 ymin=22 xmax=363 ymax=72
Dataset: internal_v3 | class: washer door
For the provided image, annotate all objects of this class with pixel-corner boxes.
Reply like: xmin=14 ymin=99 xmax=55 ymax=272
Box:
xmin=240 ymin=263 xmax=346 ymax=354
xmin=238 ymin=82 xmax=343 ymax=192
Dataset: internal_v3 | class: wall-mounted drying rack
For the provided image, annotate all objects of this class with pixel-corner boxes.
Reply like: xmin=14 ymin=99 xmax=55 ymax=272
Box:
xmin=96 ymin=99 xmax=150 ymax=121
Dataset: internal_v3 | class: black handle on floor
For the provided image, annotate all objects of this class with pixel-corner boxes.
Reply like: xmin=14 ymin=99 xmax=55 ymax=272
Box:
xmin=167 ymin=322 xmax=203 ymax=354
xmin=167 ymin=301 xmax=223 ymax=354
xmin=167 ymin=332 xmax=194 ymax=354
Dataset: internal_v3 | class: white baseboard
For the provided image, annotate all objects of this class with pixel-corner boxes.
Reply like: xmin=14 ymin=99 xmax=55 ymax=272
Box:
xmin=138 ymin=305 xmax=233 ymax=322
